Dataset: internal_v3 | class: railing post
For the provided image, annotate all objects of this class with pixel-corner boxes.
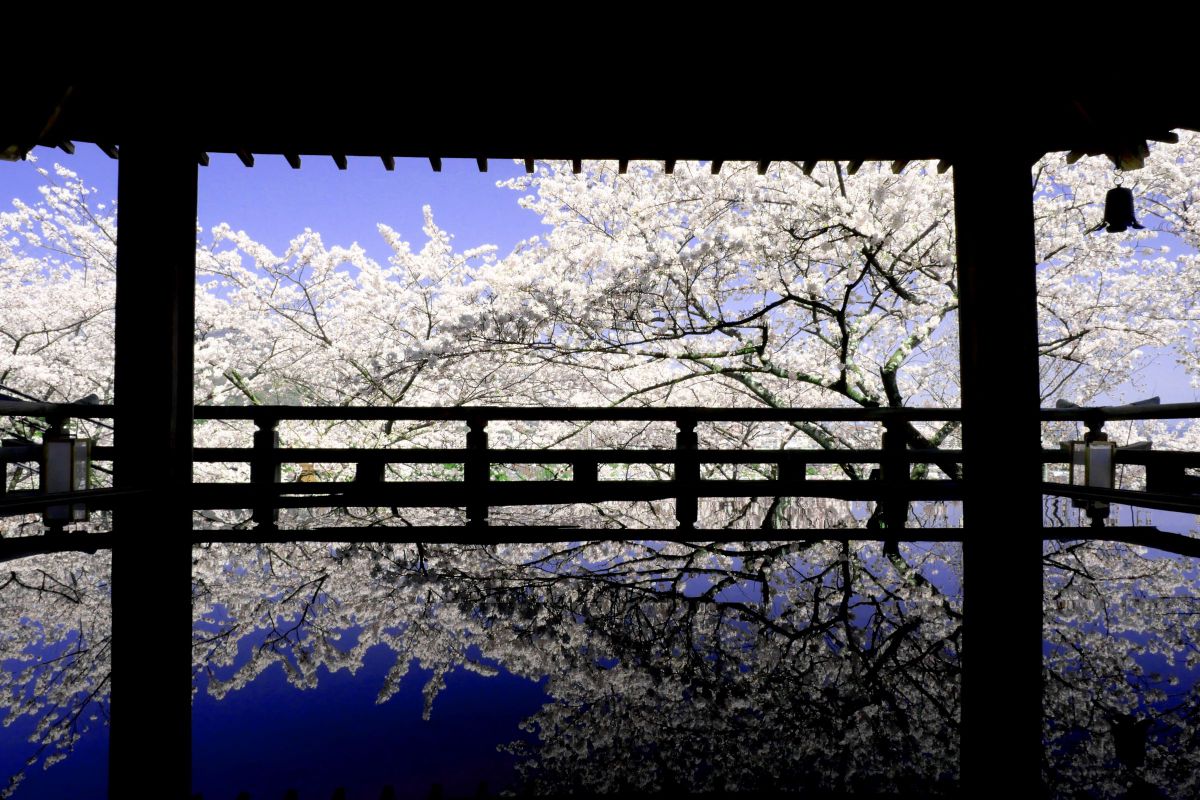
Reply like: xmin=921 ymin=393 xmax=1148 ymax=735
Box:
xmin=778 ymin=452 xmax=807 ymax=484
xmin=881 ymin=417 xmax=907 ymax=530
xmin=675 ymin=418 xmax=699 ymax=529
xmin=1082 ymin=413 xmax=1110 ymax=527
xmin=252 ymin=415 xmax=280 ymax=530
xmin=574 ymin=455 xmax=598 ymax=485
xmin=355 ymin=455 xmax=385 ymax=484
xmin=466 ymin=416 xmax=489 ymax=527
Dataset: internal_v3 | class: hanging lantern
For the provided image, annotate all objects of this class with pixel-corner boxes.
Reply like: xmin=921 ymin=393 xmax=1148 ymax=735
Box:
xmin=42 ymin=423 xmax=91 ymax=525
xmin=1102 ymin=186 xmax=1144 ymax=233
xmin=1062 ymin=438 xmax=1116 ymax=514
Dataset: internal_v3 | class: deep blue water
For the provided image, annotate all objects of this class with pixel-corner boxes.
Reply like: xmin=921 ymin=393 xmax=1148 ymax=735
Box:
xmin=2 ymin=507 xmax=1198 ymax=799
xmin=192 ymin=645 xmax=546 ymax=799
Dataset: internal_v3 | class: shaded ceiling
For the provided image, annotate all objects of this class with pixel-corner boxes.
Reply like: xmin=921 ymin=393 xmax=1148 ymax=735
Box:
xmin=4 ymin=83 xmax=1199 ymax=169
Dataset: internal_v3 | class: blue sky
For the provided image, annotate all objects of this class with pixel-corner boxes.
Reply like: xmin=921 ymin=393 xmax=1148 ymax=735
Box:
xmin=6 ymin=145 xmax=543 ymax=261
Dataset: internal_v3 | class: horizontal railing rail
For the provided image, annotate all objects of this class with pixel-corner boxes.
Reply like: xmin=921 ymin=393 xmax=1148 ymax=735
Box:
xmin=188 ymin=405 xmax=965 ymax=530
xmin=3 ymin=401 xmax=1199 ymax=525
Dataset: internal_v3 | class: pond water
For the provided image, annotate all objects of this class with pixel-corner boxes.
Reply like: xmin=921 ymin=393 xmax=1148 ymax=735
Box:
xmin=1 ymin=503 xmax=1198 ymax=799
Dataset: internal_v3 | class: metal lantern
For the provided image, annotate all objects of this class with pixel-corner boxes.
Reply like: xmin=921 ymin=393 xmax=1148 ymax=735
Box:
xmin=1063 ymin=438 xmax=1116 ymax=514
xmin=1102 ymin=186 xmax=1144 ymax=233
xmin=42 ymin=425 xmax=91 ymax=524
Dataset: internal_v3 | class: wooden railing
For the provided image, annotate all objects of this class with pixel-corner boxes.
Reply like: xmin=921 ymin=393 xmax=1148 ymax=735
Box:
xmin=184 ymin=405 xmax=963 ymax=531
xmin=4 ymin=401 xmax=1200 ymax=531
xmin=1040 ymin=401 xmax=1200 ymax=515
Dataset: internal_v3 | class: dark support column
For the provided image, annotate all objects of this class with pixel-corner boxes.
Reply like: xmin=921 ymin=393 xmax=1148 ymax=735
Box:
xmin=955 ymin=155 xmax=1043 ymax=795
xmin=111 ymin=143 xmax=197 ymax=798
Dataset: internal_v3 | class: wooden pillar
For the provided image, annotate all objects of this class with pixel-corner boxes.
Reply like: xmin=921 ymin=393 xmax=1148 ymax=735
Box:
xmin=111 ymin=141 xmax=197 ymax=798
xmin=954 ymin=154 xmax=1043 ymax=795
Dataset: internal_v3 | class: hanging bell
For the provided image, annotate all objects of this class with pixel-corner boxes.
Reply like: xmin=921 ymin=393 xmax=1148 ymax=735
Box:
xmin=1102 ymin=186 xmax=1144 ymax=233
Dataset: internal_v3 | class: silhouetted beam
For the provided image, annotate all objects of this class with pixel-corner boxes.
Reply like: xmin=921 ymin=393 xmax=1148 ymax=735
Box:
xmin=572 ymin=158 xmax=582 ymax=174
xmin=937 ymin=159 xmax=951 ymax=174
xmin=57 ymin=139 xmax=74 ymax=154
xmin=97 ymin=142 xmax=119 ymax=159
xmin=891 ymin=159 xmax=909 ymax=174
xmin=197 ymin=152 xmax=210 ymax=167
xmin=524 ymin=157 xmax=535 ymax=173
xmin=846 ymin=159 xmax=863 ymax=175
xmin=235 ymin=149 xmax=254 ymax=167
xmin=618 ymin=159 xmax=629 ymax=174
xmin=757 ymin=160 xmax=771 ymax=175
xmin=332 ymin=153 xmax=347 ymax=170
xmin=284 ymin=153 xmax=301 ymax=169
xmin=429 ymin=156 xmax=442 ymax=172
xmin=1041 ymin=400 xmax=1200 ymax=422
xmin=476 ymin=157 xmax=487 ymax=172
xmin=801 ymin=161 xmax=816 ymax=176
xmin=955 ymin=152 xmax=1041 ymax=796
xmin=710 ymin=159 xmax=723 ymax=174
xmin=1149 ymin=131 xmax=1180 ymax=144
xmin=112 ymin=140 xmax=197 ymax=798
xmin=381 ymin=155 xmax=395 ymax=171
xmin=664 ymin=159 xmax=676 ymax=174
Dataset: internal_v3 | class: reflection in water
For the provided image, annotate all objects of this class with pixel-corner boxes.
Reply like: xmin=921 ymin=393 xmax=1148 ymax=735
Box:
xmin=1043 ymin=538 xmax=1200 ymax=798
xmin=0 ymin=551 xmax=111 ymax=799
xmin=1 ymin=536 xmax=1198 ymax=798
xmin=193 ymin=540 xmax=963 ymax=796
